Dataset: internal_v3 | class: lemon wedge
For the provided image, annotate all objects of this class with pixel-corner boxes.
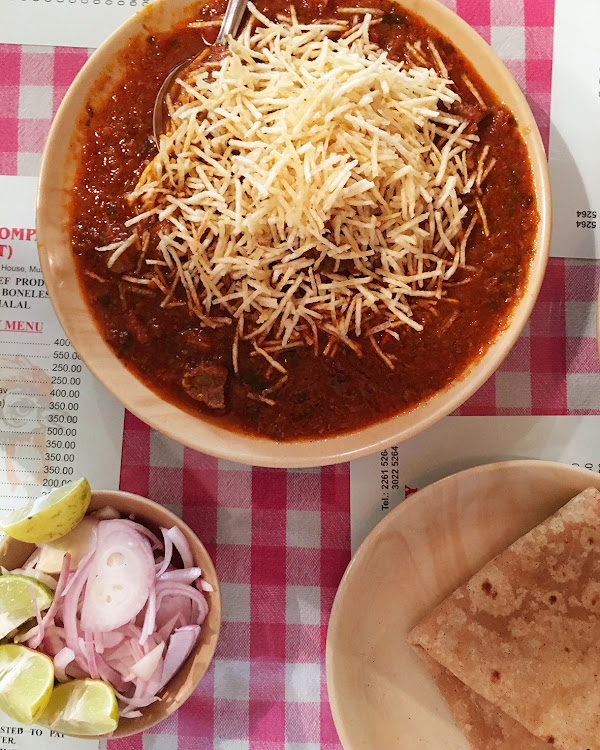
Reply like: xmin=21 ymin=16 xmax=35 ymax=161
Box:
xmin=39 ymin=679 xmax=119 ymax=736
xmin=0 ymin=644 xmax=54 ymax=724
xmin=0 ymin=478 xmax=91 ymax=543
xmin=0 ymin=574 xmax=54 ymax=640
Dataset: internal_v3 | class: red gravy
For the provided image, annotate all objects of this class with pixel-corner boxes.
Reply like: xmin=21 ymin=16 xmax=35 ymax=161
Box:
xmin=70 ymin=0 xmax=538 ymax=440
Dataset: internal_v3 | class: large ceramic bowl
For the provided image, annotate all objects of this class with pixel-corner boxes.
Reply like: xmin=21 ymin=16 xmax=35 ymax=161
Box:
xmin=36 ymin=0 xmax=551 ymax=467
xmin=0 ymin=490 xmax=221 ymax=738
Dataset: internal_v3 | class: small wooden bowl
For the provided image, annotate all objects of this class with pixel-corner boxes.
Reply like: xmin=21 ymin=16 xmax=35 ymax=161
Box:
xmin=0 ymin=490 xmax=221 ymax=739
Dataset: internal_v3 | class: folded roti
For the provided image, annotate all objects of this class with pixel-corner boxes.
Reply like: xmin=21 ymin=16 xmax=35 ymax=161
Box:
xmin=409 ymin=486 xmax=600 ymax=750
xmin=414 ymin=645 xmax=548 ymax=750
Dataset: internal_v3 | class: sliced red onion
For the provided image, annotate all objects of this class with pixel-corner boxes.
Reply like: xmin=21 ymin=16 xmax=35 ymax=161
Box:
xmin=157 ymin=612 xmax=181 ymax=642
xmin=27 ymin=583 xmax=43 ymax=631
xmin=118 ymin=519 xmax=162 ymax=549
xmin=65 ymin=663 xmax=88 ymax=680
xmin=156 ymin=582 xmax=208 ymax=625
xmin=94 ymin=651 xmax=129 ymax=693
xmin=84 ymin=631 xmax=100 ymax=679
xmin=93 ymin=631 xmax=104 ymax=655
xmin=62 ymin=545 xmax=96 ymax=597
xmin=199 ymin=579 xmax=214 ymax=592
xmin=53 ymin=647 xmax=75 ymax=683
xmin=139 ymin=585 xmax=156 ymax=646
xmin=22 ymin=549 xmax=40 ymax=571
xmin=25 ymin=553 xmax=72 ymax=650
xmin=113 ymin=690 xmax=159 ymax=710
xmin=38 ymin=625 xmax=66 ymax=655
xmin=128 ymin=642 xmax=165 ymax=682
xmin=102 ymin=631 xmax=125 ymax=650
xmin=156 ymin=529 xmax=173 ymax=576
xmin=156 ymin=625 xmax=200 ymax=693
xmin=77 ymin=635 xmax=92 ymax=675
xmin=158 ymin=567 xmax=202 ymax=584
xmin=103 ymin=639 xmax=131 ymax=661
xmin=103 ymin=641 xmax=136 ymax=677
xmin=81 ymin=520 xmax=154 ymax=633
xmin=166 ymin=527 xmax=193 ymax=569
xmin=128 ymin=635 xmax=144 ymax=663
xmin=125 ymin=622 xmax=143 ymax=642
xmin=156 ymin=593 xmax=192 ymax=629
xmin=133 ymin=676 xmax=148 ymax=699
xmin=62 ymin=555 xmax=93 ymax=673
xmin=120 ymin=708 xmax=143 ymax=719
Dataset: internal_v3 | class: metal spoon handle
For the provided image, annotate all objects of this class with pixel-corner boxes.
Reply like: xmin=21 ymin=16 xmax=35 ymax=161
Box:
xmin=215 ymin=0 xmax=248 ymax=44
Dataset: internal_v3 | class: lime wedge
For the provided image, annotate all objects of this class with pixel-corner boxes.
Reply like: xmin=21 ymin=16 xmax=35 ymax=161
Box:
xmin=0 ymin=478 xmax=92 ymax=543
xmin=0 ymin=575 xmax=54 ymax=640
xmin=0 ymin=644 xmax=54 ymax=724
xmin=39 ymin=679 xmax=119 ymax=736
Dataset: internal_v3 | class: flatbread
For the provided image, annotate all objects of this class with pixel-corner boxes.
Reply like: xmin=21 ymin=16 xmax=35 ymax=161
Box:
xmin=409 ymin=486 xmax=600 ymax=750
xmin=414 ymin=645 xmax=548 ymax=750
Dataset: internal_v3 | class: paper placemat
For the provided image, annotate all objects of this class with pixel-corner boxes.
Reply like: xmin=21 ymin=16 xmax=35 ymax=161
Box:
xmin=351 ymin=415 xmax=600 ymax=552
xmin=548 ymin=0 xmax=600 ymax=259
xmin=1 ymin=0 xmax=150 ymax=49
xmin=0 ymin=176 xmax=124 ymax=510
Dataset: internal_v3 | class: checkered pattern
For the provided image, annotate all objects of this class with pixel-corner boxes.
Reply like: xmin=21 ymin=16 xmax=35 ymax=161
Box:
xmin=0 ymin=45 xmax=89 ymax=175
xmin=457 ymin=260 xmax=600 ymax=416
xmin=113 ymin=432 xmax=349 ymax=750
xmin=2 ymin=2 xmax=592 ymax=748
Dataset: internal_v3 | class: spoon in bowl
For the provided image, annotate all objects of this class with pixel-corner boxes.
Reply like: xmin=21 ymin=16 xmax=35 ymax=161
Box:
xmin=152 ymin=0 xmax=248 ymax=145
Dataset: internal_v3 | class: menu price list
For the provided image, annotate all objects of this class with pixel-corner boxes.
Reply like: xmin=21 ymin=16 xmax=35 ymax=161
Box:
xmin=0 ymin=259 xmax=122 ymax=508
xmin=40 ymin=338 xmax=83 ymax=490
xmin=0 ymin=176 xmax=124 ymax=513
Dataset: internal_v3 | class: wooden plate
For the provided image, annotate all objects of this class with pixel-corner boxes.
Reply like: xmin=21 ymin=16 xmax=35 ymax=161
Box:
xmin=326 ymin=460 xmax=600 ymax=750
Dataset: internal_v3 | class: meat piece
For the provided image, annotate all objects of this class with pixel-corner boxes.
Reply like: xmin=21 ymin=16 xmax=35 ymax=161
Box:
xmin=456 ymin=102 xmax=485 ymax=122
xmin=127 ymin=312 xmax=150 ymax=346
xmin=109 ymin=249 xmax=137 ymax=274
xmin=182 ymin=328 xmax=215 ymax=352
xmin=181 ymin=364 xmax=228 ymax=409
xmin=453 ymin=101 xmax=488 ymax=126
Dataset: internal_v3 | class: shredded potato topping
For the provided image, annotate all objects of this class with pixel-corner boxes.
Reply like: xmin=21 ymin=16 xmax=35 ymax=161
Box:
xmin=98 ymin=3 xmax=494 ymax=369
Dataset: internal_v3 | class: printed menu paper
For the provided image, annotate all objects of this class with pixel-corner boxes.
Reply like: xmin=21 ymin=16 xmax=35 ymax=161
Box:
xmin=0 ymin=175 xmax=124 ymax=514
xmin=548 ymin=0 xmax=600 ymax=258
xmin=350 ymin=415 xmax=600 ymax=553
xmin=0 ymin=0 xmax=150 ymax=49
xmin=0 ymin=720 xmax=98 ymax=750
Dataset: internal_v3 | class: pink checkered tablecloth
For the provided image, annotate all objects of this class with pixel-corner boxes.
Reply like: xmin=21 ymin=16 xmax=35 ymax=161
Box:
xmin=2 ymin=0 xmax=600 ymax=747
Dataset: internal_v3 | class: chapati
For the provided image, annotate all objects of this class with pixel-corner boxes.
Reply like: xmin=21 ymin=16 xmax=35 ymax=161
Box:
xmin=414 ymin=645 xmax=549 ymax=750
xmin=409 ymin=486 xmax=600 ymax=750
